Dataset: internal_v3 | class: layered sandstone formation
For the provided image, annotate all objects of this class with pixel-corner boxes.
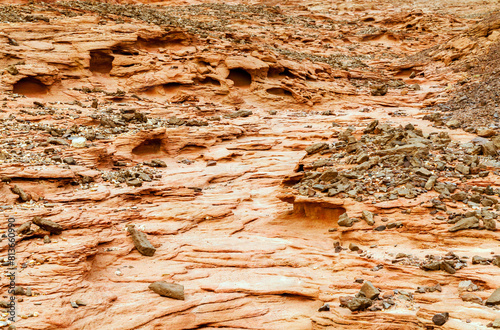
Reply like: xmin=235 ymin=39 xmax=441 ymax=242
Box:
xmin=0 ymin=0 xmax=499 ymax=329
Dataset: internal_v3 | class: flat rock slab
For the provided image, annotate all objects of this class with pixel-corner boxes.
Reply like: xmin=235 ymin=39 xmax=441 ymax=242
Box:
xmin=149 ymin=281 xmax=184 ymax=300
xmin=202 ymin=275 xmax=320 ymax=299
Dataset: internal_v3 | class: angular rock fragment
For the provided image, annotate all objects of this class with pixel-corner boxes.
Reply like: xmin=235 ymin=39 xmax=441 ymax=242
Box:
xmin=318 ymin=169 xmax=338 ymax=182
xmin=486 ymin=288 xmax=500 ymax=305
xmin=127 ymin=225 xmax=156 ymax=256
xmin=359 ymin=281 xmax=380 ymax=299
xmin=361 ymin=210 xmax=375 ymax=225
xmin=346 ymin=296 xmax=372 ymax=311
xmin=448 ymin=216 xmax=479 ymax=232
xmin=148 ymin=281 xmax=184 ymax=300
xmin=460 ymin=293 xmax=482 ymax=304
xmin=33 ymin=216 xmax=63 ymax=235
xmin=306 ymin=143 xmax=329 ymax=155
xmin=455 ymin=163 xmax=470 ymax=175
xmin=318 ymin=303 xmax=330 ymax=312
xmin=17 ymin=221 xmax=31 ymax=235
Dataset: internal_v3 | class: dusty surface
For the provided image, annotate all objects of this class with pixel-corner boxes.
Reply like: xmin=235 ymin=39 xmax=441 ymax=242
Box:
xmin=0 ymin=1 xmax=499 ymax=329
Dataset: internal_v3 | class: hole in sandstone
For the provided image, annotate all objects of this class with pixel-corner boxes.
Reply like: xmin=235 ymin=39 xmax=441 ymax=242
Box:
xmin=89 ymin=50 xmax=114 ymax=73
xmin=297 ymin=164 xmax=304 ymax=172
xmin=395 ymin=68 xmax=421 ymax=78
xmin=136 ymin=36 xmax=189 ymax=51
xmin=227 ymin=68 xmax=252 ymax=87
xmin=13 ymin=77 xmax=49 ymax=97
xmin=293 ymin=202 xmax=346 ymax=222
xmin=199 ymin=77 xmax=221 ymax=86
xmin=267 ymin=87 xmax=293 ymax=97
xmin=132 ymin=138 xmax=164 ymax=155
xmin=163 ymin=83 xmax=183 ymax=94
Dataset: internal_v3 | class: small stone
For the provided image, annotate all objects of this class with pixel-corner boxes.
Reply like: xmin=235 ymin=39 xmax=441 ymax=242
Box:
xmin=359 ymin=281 xmax=380 ymax=299
xmin=486 ymin=288 xmax=500 ymax=305
xmin=448 ymin=216 xmax=479 ymax=232
xmin=63 ymin=157 xmax=76 ymax=165
xmin=306 ymin=143 xmax=329 ymax=155
xmin=126 ymin=178 xmax=143 ymax=187
xmin=374 ymin=225 xmax=386 ymax=231
xmin=472 ymin=255 xmax=490 ymax=265
xmin=338 ymin=213 xmax=354 ymax=227
xmin=361 ymin=210 xmax=375 ymax=225
xmin=460 ymin=293 xmax=482 ymax=304
xmin=491 ymin=319 xmax=500 ymax=328
xmin=269 ymin=110 xmax=277 ymax=115
xmin=477 ymin=128 xmax=496 ymax=137
xmin=17 ymin=221 xmax=32 ymax=235
xmin=416 ymin=168 xmax=432 ymax=177
xmin=207 ymin=160 xmax=217 ymax=166
xmin=148 ymin=281 xmax=184 ymax=300
xmin=432 ymin=312 xmax=449 ymax=326
xmin=318 ymin=303 xmax=330 ymax=312
xmin=71 ymin=301 xmax=79 ymax=308
xmin=346 ymin=296 xmax=372 ymax=311
xmin=456 ymin=163 xmax=470 ymax=175
xmin=127 ymin=225 xmax=156 ymax=256
xmin=349 ymin=243 xmax=359 ymax=251
xmin=11 ymin=185 xmax=30 ymax=202
xmin=446 ymin=119 xmax=461 ymax=129
xmin=75 ymin=299 xmax=86 ymax=306
xmin=33 ymin=216 xmax=63 ymax=235
xmin=14 ymin=287 xmax=25 ymax=295
xmin=43 ymin=235 xmax=51 ymax=244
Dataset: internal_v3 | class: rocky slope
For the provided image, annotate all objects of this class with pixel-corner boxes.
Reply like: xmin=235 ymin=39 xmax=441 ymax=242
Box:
xmin=0 ymin=1 xmax=499 ymax=329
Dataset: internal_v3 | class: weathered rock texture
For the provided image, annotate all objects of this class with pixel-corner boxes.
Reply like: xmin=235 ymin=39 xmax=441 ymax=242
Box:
xmin=0 ymin=0 xmax=499 ymax=329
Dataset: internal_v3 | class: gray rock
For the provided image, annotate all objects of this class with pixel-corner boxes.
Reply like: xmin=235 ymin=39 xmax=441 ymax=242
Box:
xmin=127 ymin=225 xmax=156 ymax=256
xmin=451 ymin=191 xmax=468 ymax=201
xmin=486 ymin=288 xmax=500 ymax=305
xmin=472 ymin=255 xmax=490 ymax=265
xmin=448 ymin=216 xmax=479 ymax=232
xmin=11 ymin=185 xmax=30 ymax=202
xmin=482 ymin=217 xmax=496 ymax=230
xmin=126 ymin=178 xmax=143 ymax=187
xmin=425 ymin=176 xmax=437 ymax=190
xmin=148 ymin=281 xmax=184 ymax=300
xmin=456 ymin=163 xmax=470 ymax=175
xmin=306 ymin=143 xmax=329 ymax=155
xmin=17 ymin=221 xmax=32 ymax=235
xmin=33 ymin=216 xmax=63 ymax=235
xmin=416 ymin=168 xmax=432 ymax=177
xmin=359 ymin=281 xmax=380 ymax=299
xmin=492 ymin=318 xmax=500 ymax=328
xmin=361 ymin=210 xmax=375 ymax=225
xmin=318 ymin=303 xmax=330 ymax=312
xmin=224 ymin=110 xmax=252 ymax=118
xmin=318 ymin=169 xmax=338 ymax=182
xmin=440 ymin=261 xmax=456 ymax=274
xmin=460 ymin=293 xmax=482 ymax=304
xmin=432 ymin=312 xmax=449 ymax=326
xmin=346 ymin=296 xmax=372 ymax=311
xmin=338 ymin=213 xmax=354 ymax=227
xmin=446 ymin=119 xmax=461 ymax=128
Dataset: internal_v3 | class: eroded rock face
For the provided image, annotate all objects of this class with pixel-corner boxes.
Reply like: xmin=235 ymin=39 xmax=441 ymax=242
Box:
xmin=0 ymin=1 xmax=499 ymax=330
